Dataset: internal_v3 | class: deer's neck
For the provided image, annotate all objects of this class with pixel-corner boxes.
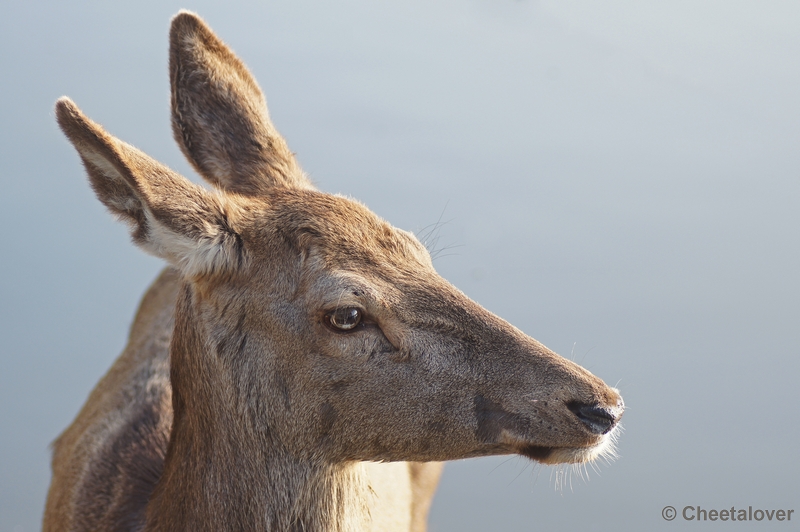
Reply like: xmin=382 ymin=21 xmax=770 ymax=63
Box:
xmin=145 ymin=285 xmax=373 ymax=531
xmin=147 ymin=428 xmax=372 ymax=531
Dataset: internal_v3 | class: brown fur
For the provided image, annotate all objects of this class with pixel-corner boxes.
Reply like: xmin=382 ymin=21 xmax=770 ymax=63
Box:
xmin=44 ymin=11 xmax=623 ymax=532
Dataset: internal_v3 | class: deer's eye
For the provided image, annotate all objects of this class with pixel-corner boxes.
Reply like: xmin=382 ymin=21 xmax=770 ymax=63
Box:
xmin=326 ymin=308 xmax=362 ymax=331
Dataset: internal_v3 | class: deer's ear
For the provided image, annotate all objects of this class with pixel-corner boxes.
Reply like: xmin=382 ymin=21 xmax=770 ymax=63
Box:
xmin=56 ymin=97 xmax=245 ymax=278
xmin=169 ymin=11 xmax=311 ymax=195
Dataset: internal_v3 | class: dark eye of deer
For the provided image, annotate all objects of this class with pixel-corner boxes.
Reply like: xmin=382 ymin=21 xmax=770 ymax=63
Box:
xmin=327 ymin=308 xmax=362 ymax=331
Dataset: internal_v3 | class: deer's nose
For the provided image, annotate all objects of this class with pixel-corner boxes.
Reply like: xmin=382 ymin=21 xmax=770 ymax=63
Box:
xmin=567 ymin=402 xmax=622 ymax=435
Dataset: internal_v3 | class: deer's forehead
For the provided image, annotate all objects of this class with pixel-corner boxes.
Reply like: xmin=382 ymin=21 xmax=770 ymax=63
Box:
xmin=249 ymin=190 xmax=430 ymax=267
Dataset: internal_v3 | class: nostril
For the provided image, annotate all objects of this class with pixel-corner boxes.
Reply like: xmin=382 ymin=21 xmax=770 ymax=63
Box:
xmin=567 ymin=402 xmax=619 ymax=435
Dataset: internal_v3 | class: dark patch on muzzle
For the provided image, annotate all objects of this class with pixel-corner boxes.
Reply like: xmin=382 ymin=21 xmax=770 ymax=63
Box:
xmin=474 ymin=395 xmax=529 ymax=443
xmin=474 ymin=395 xmax=554 ymax=462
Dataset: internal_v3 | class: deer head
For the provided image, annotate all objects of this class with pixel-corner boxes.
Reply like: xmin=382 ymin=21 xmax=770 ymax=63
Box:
xmin=55 ymin=10 xmax=622 ymax=501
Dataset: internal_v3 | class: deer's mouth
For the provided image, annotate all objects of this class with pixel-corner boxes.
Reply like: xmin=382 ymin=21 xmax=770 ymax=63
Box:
xmin=474 ymin=394 xmax=622 ymax=465
xmin=518 ymin=444 xmax=555 ymax=462
xmin=516 ymin=428 xmax=620 ymax=465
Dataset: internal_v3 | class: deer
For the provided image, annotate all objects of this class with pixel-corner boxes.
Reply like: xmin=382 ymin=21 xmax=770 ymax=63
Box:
xmin=43 ymin=11 xmax=624 ymax=532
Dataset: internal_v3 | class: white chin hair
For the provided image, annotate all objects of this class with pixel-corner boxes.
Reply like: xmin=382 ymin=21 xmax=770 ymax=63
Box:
xmin=543 ymin=424 xmax=622 ymax=465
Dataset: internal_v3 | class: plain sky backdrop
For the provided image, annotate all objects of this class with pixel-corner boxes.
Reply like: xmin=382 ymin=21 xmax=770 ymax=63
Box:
xmin=2 ymin=1 xmax=799 ymax=530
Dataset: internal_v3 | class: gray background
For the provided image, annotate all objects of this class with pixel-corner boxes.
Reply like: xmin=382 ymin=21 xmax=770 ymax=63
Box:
xmin=2 ymin=1 xmax=799 ymax=530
